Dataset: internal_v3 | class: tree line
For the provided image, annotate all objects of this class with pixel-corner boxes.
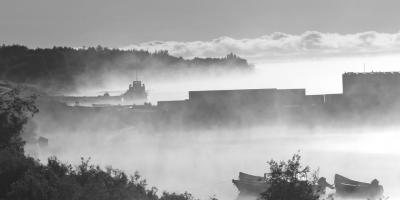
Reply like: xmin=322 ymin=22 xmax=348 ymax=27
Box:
xmin=0 ymin=45 xmax=250 ymax=93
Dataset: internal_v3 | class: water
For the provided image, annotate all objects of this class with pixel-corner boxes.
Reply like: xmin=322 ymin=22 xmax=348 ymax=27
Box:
xmin=34 ymin=125 xmax=400 ymax=200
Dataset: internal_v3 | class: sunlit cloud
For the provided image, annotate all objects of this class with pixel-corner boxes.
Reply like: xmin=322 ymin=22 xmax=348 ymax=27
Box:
xmin=122 ymin=31 xmax=400 ymax=61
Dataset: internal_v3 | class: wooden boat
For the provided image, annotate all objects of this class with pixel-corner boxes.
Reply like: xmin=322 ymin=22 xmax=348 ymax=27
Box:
xmin=334 ymin=174 xmax=384 ymax=200
xmin=232 ymin=172 xmax=270 ymax=196
xmin=232 ymin=179 xmax=270 ymax=194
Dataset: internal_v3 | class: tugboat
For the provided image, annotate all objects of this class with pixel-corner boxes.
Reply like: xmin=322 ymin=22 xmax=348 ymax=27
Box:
xmin=54 ymin=75 xmax=148 ymax=106
xmin=120 ymin=79 xmax=147 ymax=102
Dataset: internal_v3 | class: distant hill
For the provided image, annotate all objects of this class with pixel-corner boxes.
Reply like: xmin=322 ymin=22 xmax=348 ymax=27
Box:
xmin=0 ymin=45 xmax=251 ymax=93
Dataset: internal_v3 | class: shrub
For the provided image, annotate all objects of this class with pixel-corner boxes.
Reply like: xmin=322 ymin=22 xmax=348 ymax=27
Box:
xmin=260 ymin=153 xmax=319 ymax=200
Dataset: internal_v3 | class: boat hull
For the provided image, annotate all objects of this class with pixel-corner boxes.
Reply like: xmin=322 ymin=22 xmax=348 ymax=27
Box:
xmin=232 ymin=179 xmax=270 ymax=194
xmin=334 ymin=174 xmax=383 ymax=200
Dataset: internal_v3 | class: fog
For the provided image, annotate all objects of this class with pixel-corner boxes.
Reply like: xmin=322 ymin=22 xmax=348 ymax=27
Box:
xmin=73 ymin=53 xmax=400 ymax=104
xmin=30 ymin=124 xmax=400 ymax=200
xmin=26 ymin=54 xmax=400 ymax=200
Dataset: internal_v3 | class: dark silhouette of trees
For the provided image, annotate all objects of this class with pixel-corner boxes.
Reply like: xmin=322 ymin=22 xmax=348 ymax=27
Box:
xmin=0 ymin=45 xmax=250 ymax=93
xmin=0 ymin=89 xmax=38 ymax=152
xmin=0 ymin=89 xmax=39 ymax=198
xmin=260 ymin=153 xmax=320 ymax=200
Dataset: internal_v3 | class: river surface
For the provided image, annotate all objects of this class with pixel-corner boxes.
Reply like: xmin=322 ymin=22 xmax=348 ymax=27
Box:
xmin=33 ymin=125 xmax=400 ymax=200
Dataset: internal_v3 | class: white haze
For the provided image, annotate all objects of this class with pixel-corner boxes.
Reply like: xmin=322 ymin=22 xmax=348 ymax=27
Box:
xmin=74 ymin=53 xmax=400 ymax=104
xmin=32 ymin=125 xmax=400 ymax=200
xmin=29 ymin=53 xmax=400 ymax=200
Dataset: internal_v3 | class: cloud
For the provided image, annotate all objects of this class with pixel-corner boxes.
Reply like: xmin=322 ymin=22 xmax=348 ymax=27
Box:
xmin=122 ymin=31 xmax=400 ymax=61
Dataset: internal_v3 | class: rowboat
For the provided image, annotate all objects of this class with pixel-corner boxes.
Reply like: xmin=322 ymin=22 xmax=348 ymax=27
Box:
xmin=334 ymin=174 xmax=384 ymax=200
xmin=232 ymin=172 xmax=270 ymax=197
xmin=232 ymin=179 xmax=270 ymax=194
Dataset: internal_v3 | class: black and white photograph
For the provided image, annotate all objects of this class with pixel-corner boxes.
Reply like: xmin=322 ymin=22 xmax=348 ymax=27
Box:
xmin=1 ymin=1 xmax=399 ymax=200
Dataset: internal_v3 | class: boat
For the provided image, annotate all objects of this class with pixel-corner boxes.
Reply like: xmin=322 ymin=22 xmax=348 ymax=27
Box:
xmin=232 ymin=179 xmax=270 ymax=194
xmin=334 ymin=174 xmax=384 ymax=200
xmin=54 ymin=79 xmax=148 ymax=106
xmin=232 ymin=172 xmax=270 ymax=198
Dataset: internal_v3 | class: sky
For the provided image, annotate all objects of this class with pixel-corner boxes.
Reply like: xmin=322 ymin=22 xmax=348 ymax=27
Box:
xmin=1 ymin=0 xmax=400 ymax=50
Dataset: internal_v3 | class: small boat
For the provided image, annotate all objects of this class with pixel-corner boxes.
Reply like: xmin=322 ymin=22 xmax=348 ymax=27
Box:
xmin=334 ymin=174 xmax=384 ymax=200
xmin=232 ymin=172 xmax=270 ymax=198
xmin=232 ymin=179 xmax=270 ymax=194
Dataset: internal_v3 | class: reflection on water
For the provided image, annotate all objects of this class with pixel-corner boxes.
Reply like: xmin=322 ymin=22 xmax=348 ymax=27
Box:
xmin=35 ymin=125 xmax=400 ymax=200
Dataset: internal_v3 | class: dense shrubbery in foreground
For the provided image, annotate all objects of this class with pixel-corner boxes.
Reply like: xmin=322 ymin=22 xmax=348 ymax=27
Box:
xmin=0 ymin=90 xmax=196 ymax=200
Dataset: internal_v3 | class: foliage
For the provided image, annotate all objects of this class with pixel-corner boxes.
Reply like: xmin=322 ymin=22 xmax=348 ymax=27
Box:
xmin=260 ymin=153 xmax=320 ymax=200
xmin=0 ymin=90 xmax=198 ymax=200
xmin=5 ymin=157 xmax=161 ymax=200
xmin=0 ymin=89 xmax=38 ymax=152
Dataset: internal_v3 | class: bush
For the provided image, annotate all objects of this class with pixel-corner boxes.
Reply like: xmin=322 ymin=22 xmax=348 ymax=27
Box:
xmin=260 ymin=153 xmax=319 ymax=200
xmin=0 ymin=89 xmax=38 ymax=152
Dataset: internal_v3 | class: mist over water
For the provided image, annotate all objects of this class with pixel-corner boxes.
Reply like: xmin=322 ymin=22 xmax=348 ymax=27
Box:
xmin=29 ymin=54 xmax=400 ymax=200
xmin=32 ymin=124 xmax=400 ymax=200
xmin=73 ymin=53 xmax=400 ymax=104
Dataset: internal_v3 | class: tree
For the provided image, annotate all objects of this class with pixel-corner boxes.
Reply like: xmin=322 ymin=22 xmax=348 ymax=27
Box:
xmin=0 ymin=89 xmax=38 ymax=152
xmin=260 ymin=153 xmax=319 ymax=200
xmin=0 ymin=89 xmax=39 ymax=198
